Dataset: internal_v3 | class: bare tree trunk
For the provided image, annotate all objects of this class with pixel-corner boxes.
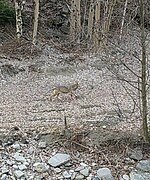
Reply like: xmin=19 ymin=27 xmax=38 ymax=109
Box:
xmin=93 ymin=0 xmax=101 ymax=50
xmin=75 ymin=0 xmax=81 ymax=43
xmin=102 ymin=0 xmax=116 ymax=34
xmin=119 ymin=0 xmax=128 ymax=41
xmin=14 ymin=0 xmax=23 ymax=40
xmin=70 ymin=0 xmax=81 ymax=42
xmin=87 ymin=0 xmax=94 ymax=42
xmin=81 ymin=0 xmax=88 ymax=39
xmin=107 ymin=0 xmax=116 ymax=32
xmin=32 ymin=0 xmax=40 ymax=45
xmin=70 ymin=0 xmax=76 ymax=41
xmin=139 ymin=0 xmax=149 ymax=142
xmin=101 ymin=0 xmax=116 ymax=48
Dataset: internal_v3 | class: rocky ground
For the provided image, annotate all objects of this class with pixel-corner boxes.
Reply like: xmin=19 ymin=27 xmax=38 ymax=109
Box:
xmin=0 ymin=42 xmax=150 ymax=179
xmin=0 ymin=131 xmax=150 ymax=179
xmin=0 ymin=40 xmax=145 ymax=134
xmin=0 ymin=23 xmax=150 ymax=179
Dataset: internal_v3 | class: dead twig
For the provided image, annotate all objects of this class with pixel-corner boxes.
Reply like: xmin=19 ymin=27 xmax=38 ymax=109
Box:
xmin=110 ymin=88 xmax=123 ymax=118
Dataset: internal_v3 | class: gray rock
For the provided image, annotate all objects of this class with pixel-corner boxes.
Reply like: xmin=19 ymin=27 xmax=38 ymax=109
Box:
xmin=6 ymin=160 xmax=14 ymax=165
xmin=12 ymin=143 xmax=21 ymax=150
xmin=20 ymin=177 xmax=26 ymax=180
xmin=1 ymin=153 xmax=8 ymax=160
xmin=63 ymin=171 xmax=71 ymax=179
xmin=75 ymin=165 xmax=85 ymax=172
xmin=54 ymin=167 xmax=62 ymax=173
xmin=64 ymin=162 xmax=73 ymax=167
xmin=27 ymin=147 xmax=34 ymax=154
xmin=62 ymin=6 xmax=69 ymax=14
xmin=75 ymin=163 xmax=88 ymax=172
xmin=14 ymin=170 xmax=24 ymax=179
xmin=48 ymin=153 xmax=71 ymax=167
xmin=12 ymin=164 xmax=19 ymax=169
xmin=38 ymin=141 xmax=47 ymax=149
xmin=1 ymin=174 xmax=7 ymax=180
xmin=1 ymin=166 xmax=9 ymax=174
xmin=128 ymin=148 xmax=143 ymax=161
xmin=28 ymin=175 xmax=35 ymax=180
xmin=80 ymin=162 xmax=88 ymax=167
xmin=80 ymin=167 xmax=90 ymax=177
xmin=57 ymin=175 xmax=64 ymax=180
xmin=18 ymin=164 xmax=27 ymax=171
xmin=91 ymin=162 xmax=97 ymax=167
xmin=69 ymin=170 xmax=76 ymax=180
xmin=130 ymin=171 xmax=150 ymax=180
xmin=122 ymin=174 xmax=130 ymax=180
xmin=92 ymin=177 xmax=100 ymax=180
xmin=9 ymin=176 xmax=16 ymax=180
xmin=13 ymin=152 xmax=26 ymax=162
xmin=75 ymin=174 xmax=85 ymax=179
xmin=87 ymin=177 xmax=92 ymax=180
xmin=26 ymin=158 xmax=31 ymax=163
xmin=136 ymin=160 xmax=150 ymax=172
xmin=97 ymin=168 xmax=114 ymax=180
xmin=23 ymin=162 xmax=29 ymax=166
xmin=33 ymin=162 xmax=48 ymax=173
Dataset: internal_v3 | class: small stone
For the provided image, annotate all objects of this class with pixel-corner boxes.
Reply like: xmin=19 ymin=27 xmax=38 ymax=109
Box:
xmin=28 ymin=175 xmax=35 ymax=180
xmin=14 ymin=170 xmax=24 ymax=179
xmin=33 ymin=162 xmax=47 ymax=173
xmin=20 ymin=177 xmax=26 ymax=180
xmin=125 ymin=157 xmax=131 ymax=161
xmin=130 ymin=171 xmax=150 ymax=180
xmin=19 ymin=164 xmax=27 ymax=171
xmin=13 ymin=152 xmax=26 ymax=162
xmin=54 ymin=168 xmax=62 ymax=173
xmin=63 ymin=171 xmax=71 ymax=179
xmin=38 ymin=141 xmax=47 ymax=149
xmin=48 ymin=153 xmax=71 ymax=167
xmin=91 ymin=177 xmax=99 ymax=180
xmin=1 ymin=174 xmax=7 ymax=180
xmin=6 ymin=160 xmax=14 ymax=165
xmin=75 ymin=174 xmax=85 ymax=179
xmin=91 ymin=162 xmax=97 ymax=167
xmin=124 ymin=166 xmax=129 ymax=170
xmin=97 ymin=168 xmax=114 ymax=180
xmin=12 ymin=143 xmax=21 ymax=150
xmin=75 ymin=165 xmax=85 ymax=172
xmin=128 ymin=148 xmax=143 ymax=161
xmin=122 ymin=174 xmax=130 ymax=180
xmin=27 ymin=147 xmax=34 ymax=154
xmin=80 ymin=162 xmax=88 ymax=167
xmin=69 ymin=170 xmax=76 ymax=179
xmin=64 ymin=162 xmax=73 ymax=167
xmin=1 ymin=153 xmax=8 ymax=160
xmin=57 ymin=175 xmax=64 ymax=180
xmin=136 ymin=160 xmax=150 ymax=172
xmin=26 ymin=158 xmax=31 ymax=163
xmin=87 ymin=177 xmax=92 ymax=180
xmin=80 ymin=167 xmax=90 ymax=177
xmin=23 ymin=162 xmax=29 ymax=166
xmin=75 ymin=163 xmax=88 ymax=172
xmin=10 ymin=176 xmax=16 ymax=180
xmin=69 ymin=170 xmax=74 ymax=173
xmin=1 ymin=166 xmax=9 ymax=174
xmin=102 ymin=125 xmax=107 ymax=129
xmin=13 ymin=164 xmax=19 ymax=169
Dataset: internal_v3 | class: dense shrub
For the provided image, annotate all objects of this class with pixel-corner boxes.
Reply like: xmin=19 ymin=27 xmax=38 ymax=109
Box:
xmin=0 ymin=0 xmax=15 ymax=25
